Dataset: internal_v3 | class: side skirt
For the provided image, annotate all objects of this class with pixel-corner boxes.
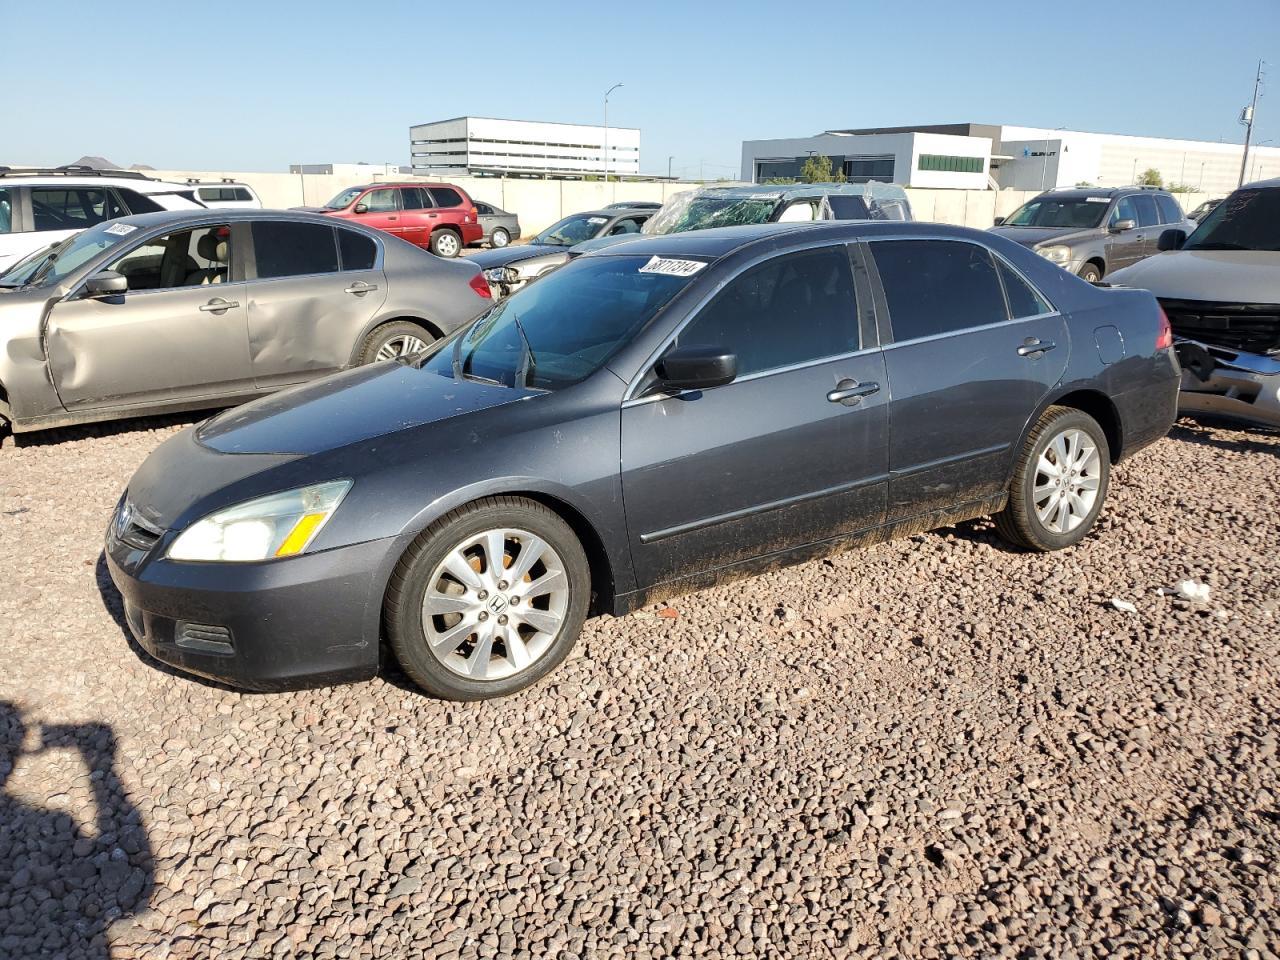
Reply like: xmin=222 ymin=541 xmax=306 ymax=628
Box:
xmin=610 ymin=492 xmax=1007 ymax=616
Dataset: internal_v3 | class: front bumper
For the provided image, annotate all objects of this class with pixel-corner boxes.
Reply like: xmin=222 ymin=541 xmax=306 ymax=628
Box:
xmin=106 ymin=526 xmax=393 ymax=691
xmin=1175 ymin=338 xmax=1280 ymax=428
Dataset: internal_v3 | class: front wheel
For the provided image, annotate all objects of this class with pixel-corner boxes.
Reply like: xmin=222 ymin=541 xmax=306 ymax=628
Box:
xmin=994 ymin=406 xmax=1111 ymax=551
xmin=384 ymin=497 xmax=591 ymax=700
xmin=430 ymin=229 xmax=462 ymax=258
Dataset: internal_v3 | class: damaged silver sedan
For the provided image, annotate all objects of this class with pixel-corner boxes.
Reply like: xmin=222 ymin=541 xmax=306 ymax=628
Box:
xmin=0 ymin=209 xmax=492 ymax=434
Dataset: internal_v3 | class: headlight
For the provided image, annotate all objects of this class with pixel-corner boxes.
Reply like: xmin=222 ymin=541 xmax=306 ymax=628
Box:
xmin=167 ymin=481 xmax=351 ymax=562
xmin=1036 ymin=245 xmax=1072 ymax=264
xmin=484 ymin=267 xmax=518 ymax=283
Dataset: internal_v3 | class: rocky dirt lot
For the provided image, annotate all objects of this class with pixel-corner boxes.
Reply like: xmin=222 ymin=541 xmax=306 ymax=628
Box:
xmin=1 ymin=414 xmax=1277 ymax=960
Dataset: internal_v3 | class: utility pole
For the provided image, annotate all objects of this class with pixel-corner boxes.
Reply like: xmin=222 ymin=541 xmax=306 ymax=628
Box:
xmin=603 ymin=83 xmax=622 ymax=182
xmin=1238 ymin=60 xmax=1264 ymax=188
xmin=668 ymin=155 xmax=674 ymax=179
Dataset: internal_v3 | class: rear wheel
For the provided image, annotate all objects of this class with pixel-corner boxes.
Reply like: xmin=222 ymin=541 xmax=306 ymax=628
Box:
xmin=490 ymin=227 xmax=510 ymax=248
xmin=994 ymin=406 xmax=1110 ymax=551
xmin=357 ymin=321 xmax=435 ymax=365
xmin=385 ymin=497 xmax=591 ymax=700
xmin=431 ymin=229 xmax=462 ymax=258
xmin=1077 ymin=262 xmax=1102 ymax=283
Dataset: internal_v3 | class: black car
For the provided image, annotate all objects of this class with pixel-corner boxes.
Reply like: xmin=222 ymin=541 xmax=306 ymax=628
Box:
xmin=107 ymin=222 xmax=1180 ymax=700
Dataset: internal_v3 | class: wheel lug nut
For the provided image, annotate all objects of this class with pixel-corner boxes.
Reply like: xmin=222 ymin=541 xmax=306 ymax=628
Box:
xmin=498 ymin=614 xmax=508 ymax=625
xmin=498 ymin=580 xmax=509 ymax=590
xmin=477 ymin=590 xmax=488 ymax=600
xmin=478 ymin=611 xmax=488 ymax=621
xmin=510 ymin=596 xmax=519 ymax=606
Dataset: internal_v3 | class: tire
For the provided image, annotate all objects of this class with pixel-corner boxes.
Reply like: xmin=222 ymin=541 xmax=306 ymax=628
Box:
xmin=430 ymin=229 xmax=462 ymax=258
xmin=1077 ymin=262 xmax=1102 ymax=283
xmin=357 ymin=321 xmax=436 ymax=365
xmin=994 ymin=406 xmax=1111 ymax=551
xmin=490 ymin=228 xmax=510 ymax=248
xmin=385 ymin=496 xmax=591 ymax=700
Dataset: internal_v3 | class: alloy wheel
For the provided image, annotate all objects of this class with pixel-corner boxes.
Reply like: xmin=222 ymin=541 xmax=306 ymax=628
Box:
xmin=375 ymin=334 xmax=428 ymax=361
xmin=420 ymin=528 xmax=569 ymax=681
xmin=1032 ymin=428 xmax=1101 ymax=534
xmin=435 ymin=233 xmax=460 ymax=257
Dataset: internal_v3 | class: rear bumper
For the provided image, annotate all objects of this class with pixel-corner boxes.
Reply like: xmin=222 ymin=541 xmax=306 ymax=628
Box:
xmin=106 ymin=532 xmax=392 ymax=691
xmin=1176 ymin=339 xmax=1280 ymax=428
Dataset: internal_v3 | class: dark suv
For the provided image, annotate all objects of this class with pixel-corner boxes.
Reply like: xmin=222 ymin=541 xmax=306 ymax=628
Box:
xmin=311 ymin=182 xmax=483 ymax=258
xmin=990 ymin=187 xmax=1195 ymax=282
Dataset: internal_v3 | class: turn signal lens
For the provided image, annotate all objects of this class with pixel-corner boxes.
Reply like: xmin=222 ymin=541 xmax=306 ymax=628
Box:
xmin=1155 ymin=305 xmax=1173 ymax=350
xmin=468 ymin=273 xmax=493 ymax=299
xmin=275 ymin=513 xmax=328 ymax=557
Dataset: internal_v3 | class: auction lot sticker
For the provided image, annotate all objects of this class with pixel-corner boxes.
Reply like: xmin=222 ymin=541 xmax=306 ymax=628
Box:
xmin=104 ymin=223 xmax=138 ymax=236
xmin=639 ymin=256 xmax=707 ymax=277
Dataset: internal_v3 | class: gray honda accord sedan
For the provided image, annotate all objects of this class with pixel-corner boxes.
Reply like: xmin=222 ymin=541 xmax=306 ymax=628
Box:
xmin=107 ymin=221 xmax=1180 ymax=700
xmin=0 ymin=209 xmax=491 ymax=434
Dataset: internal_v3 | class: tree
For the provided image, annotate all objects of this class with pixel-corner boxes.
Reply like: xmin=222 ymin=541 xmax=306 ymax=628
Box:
xmin=1166 ymin=182 xmax=1196 ymax=193
xmin=1137 ymin=168 xmax=1163 ymax=187
xmin=799 ymin=154 xmax=846 ymax=184
xmin=1075 ymin=181 xmax=1097 ymax=188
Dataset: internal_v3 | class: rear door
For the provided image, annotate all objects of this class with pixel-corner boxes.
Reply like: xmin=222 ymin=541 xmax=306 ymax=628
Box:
xmin=244 ymin=219 xmax=387 ymax=388
xmin=44 ymin=222 xmax=254 ymax=409
xmin=866 ymin=237 xmax=1068 ymax=519
xmin=396 ymin=187 xmax=436 ymax=248
xmin=1131 ymin=193 xmax=1162 ymax=259
xmin=621 ymin=243 xmax=888 ymax=588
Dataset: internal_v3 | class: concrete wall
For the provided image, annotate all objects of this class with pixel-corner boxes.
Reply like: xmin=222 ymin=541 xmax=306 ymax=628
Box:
xmin=141 ymin=167 xmax=1216 ymax=236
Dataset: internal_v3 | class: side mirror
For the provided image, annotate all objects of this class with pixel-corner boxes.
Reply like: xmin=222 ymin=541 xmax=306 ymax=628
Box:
xmin=1157 ymin=228 xmax=1187 ymax=252
xmin=992 ymin=216 xmax=1006 ymax=226
xmin=353 ymin=203 xmax=369 ymax=214
xmin=84 ymin=270 xmax=127 ymax=297
xmin=1110 ymin=218 xmax=1137 ymax=233
xmin=656 ymin=345 xmax=737 ymax=392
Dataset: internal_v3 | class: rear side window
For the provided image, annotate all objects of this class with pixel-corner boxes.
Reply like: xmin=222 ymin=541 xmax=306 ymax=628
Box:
xmin=401 ymin=187 xmax=432 ymax=210
xmin=1132 ymin=194 xmax=1160 ymax=227
xmin=873 ymin=240 xmax=1008 ymax=341
xmin=428 ymin=187 xmax=464 ymax=208
xmin=232 ymin=188 xmax=253 ymax=202
xmin=0 ymin=188 xmax=12 ymax=233
xmin=30 ymin=187 xmax=115 ymax=231
xmin=677 ymin=246 xmax=858 ymax=376
xmin=1156 ymin=194 xmax=1183 ymax=224
xmin=115 ymin=188 xmax=164 ymax=215
xmin=996 ymin=258 xmax=1050 ymax=318
xmin=337 ymin=228 xmax=377 ymax=270
xmin=252 ymin=221 xmax=338 ymax=278
xmin=475 ymin=202 xmax=492 ymax=215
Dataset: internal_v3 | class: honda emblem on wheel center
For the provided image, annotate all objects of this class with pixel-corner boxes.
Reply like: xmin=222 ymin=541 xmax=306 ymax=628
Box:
xmin=489 ymin=595 xmax=508 ymax=614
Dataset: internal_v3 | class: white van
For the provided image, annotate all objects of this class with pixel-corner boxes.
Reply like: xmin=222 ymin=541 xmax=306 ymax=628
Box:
xmin=191 ymin=181 xmax=262 ymax=209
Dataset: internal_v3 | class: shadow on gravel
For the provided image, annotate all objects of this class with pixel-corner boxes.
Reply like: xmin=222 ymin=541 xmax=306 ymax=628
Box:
xmin=93 ymin=553 xmax=244 ymax=695
xmin=2 ymin=410 xmax=209 ymax=449
xmin=1168 ymin=416 xmax=1280 ymax=457
xmin=0 ymin=702 xmax=153 ymax=958
xmin=934 ymin=518 xmax=1024 ymax=554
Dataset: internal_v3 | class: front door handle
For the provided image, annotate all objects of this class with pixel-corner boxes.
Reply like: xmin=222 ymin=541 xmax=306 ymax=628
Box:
xmin=1017 ymin=338 xmax=1057 ymax=358
xmin=345 ymin=282 xmax=379 ymax=295
xmin=199 ymin=298 xmax=239 ymax=313
xmin=827 ymin=379 xmax=880 ymax=406
xmin=387 ymin=215 xmax=399 ymax=221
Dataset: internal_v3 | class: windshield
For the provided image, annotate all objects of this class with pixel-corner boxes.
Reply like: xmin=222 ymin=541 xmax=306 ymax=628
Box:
xmin=644 ymin=196 xmax=779 ymax=235
xmin=1183 ymin=188 xmax=1280 ymax=252
xmin=531 ymin=214 xmax=609 ymax=247
xmin=422 ymin=254 xmax=701 ymax=390
xmin=1002 ymin=197 xmax=1110 ymax=229
xmin=323 ymin=187 xmax=364 ymax=210
xmin=0 ymin=222 xmax=136 ymax=288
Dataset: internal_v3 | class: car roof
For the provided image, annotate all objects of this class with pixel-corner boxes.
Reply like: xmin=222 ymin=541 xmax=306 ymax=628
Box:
xmin=1242 ymin=177 xmax=1280 ymax=189
xmin=76 ymin=208 xmax=377 ymax=231
xmin=0 ymin=173 xmax=192 ymax=192
xmin=1041 ymin=187 xmax=1166 ymax=199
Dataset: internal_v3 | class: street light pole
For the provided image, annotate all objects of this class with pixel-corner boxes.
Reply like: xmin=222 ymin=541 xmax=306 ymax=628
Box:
xmin=603 ymin=83 xmax=623 ymax=182
xmin=668 ymin=155 xmax=674 ymax=179
xmin=1237 ymin=60 xmax=1264 ymax=188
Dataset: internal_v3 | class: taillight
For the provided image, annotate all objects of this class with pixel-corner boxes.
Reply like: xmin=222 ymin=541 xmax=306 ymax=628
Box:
xmin=1155 ymin=305 xmax=1173 ymax=350
xmin=468 ymin=273 xmax=492 ymax=299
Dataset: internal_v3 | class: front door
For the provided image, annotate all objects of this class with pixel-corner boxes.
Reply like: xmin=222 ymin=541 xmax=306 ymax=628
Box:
xmin=621 ymin=244 xmax=888 ymax=589
xmin=45 ymin=223 xmax=254 ymax=409
xmin=1104 ymin=196 xmax=1145 ymax=270
xmin=866 ymin=238 xmax=1069 ymax=519
xmin=244 ymin=219 xmax=387 ymax=388
xmin=355 ymin=187 xmax=403 ymax=239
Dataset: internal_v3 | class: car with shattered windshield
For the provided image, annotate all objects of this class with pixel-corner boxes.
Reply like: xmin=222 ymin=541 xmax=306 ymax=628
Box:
xmin=990 ymin=186 xmax=1194 ymax=283
xmin=107 ymin=220 xmax=1177 ymax=700
xmin=1107 ymin=178 xmax=1280 ymax=428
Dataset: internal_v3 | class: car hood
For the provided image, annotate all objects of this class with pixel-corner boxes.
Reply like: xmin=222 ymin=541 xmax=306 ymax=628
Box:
xmin=1106 ymin=250 xmax=1280 ymax=302
xmin=196 ymin=360 xmax=539 ymax=456
xmin=989 ymin=225 xmax=1100 ymax=248
xmin=468 ymin=244 xmax=565 ymax=269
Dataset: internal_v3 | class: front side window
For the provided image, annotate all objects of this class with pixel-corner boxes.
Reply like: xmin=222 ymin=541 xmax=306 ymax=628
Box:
xmin=675 ymin=246 xmax=858 ymax=377
xmin=30 ymin=187 xmax=116 ymax=232
xmin=1110 ymin=197 xmax=1139 ymax=227
xmin=423 ymin=254 xmax=698 ymax=390
xmin=362 ymin=189 xmax=400 ymax=213
xmin=608 ymin=217 xmax=644 ymax=236
xmin=109 ymin=225 xmax=232 ymax=290
xmin=428 ymin=187 xmax=464 ymax=208
xmin=0 ymin=188 xmax=12 ymax=233
xmin=1003 ymin=197 xmax=1110 ymax=229
xmin=252 ymin=221 xmax=338 ymax=279
xmin=337 ymin=227 xmax=377 ymax=271
xmin=531 ymin=213 xmax=610 ymax=246
xmin=1184 ymin=187 xmax=1280 ymax=252
xmin=873 ymin=240 xmax=1008 ymax=342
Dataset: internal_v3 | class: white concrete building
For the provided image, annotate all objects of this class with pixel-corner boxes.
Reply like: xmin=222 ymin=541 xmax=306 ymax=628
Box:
xmin=289 ymin=163 xmax=409 ymax=177
xmin=409 ymin=117 xmax=640 ymax=179
xmin=742 ymin=122 xmax=1280 ymax=194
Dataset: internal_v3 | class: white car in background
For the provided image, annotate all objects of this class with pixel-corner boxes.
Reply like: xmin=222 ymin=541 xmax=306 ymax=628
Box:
xmin=0 ymin=167 xmax=205 ymax=272
xmin=190 ymin=181 xmax=262 ymax=209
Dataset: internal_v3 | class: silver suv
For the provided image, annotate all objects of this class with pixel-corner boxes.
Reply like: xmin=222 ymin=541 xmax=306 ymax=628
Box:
xmin=990 ymin=186 xmax=1196 ymax=283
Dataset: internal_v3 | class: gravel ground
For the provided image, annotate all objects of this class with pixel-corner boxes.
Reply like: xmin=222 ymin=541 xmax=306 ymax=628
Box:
xmin=1 ymin=413 xmax=1278 ymax=960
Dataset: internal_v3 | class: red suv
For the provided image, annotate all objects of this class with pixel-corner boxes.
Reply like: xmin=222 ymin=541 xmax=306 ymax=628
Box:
xmin=315 ymin=183 xmax=483 ymax=257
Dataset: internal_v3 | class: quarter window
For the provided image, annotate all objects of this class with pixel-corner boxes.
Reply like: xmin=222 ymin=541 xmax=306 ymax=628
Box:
xmin=428 ymin=187 xmax=465 ymax=208
xmin=252 ymin=221 xmax=339 ymax=278
xmin=675 ymin=246 xmax=858 ymax=377
xmin=337 ymin=228 xmax=377 ymax=271
xmin=995 ymin=258 xmax=1050 ymax=319
xmin=872 ymin=240 xmax=1008 ymax=341
xmin=115 ymin=188 xmax=164 ymax=215
xmin=362 ymin=189 xmax=400 ymax=213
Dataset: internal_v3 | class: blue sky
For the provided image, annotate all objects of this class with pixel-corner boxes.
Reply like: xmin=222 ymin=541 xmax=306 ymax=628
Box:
xmin=4 ymin=0 xmax=1276 ymax=177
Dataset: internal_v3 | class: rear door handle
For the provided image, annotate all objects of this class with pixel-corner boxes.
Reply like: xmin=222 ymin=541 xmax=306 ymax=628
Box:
xmin=199 ymin=298 xmax=239 ymax=313
xmin=827 ymin=379 xmax=880 ymax=406
xmin=345 ymin=282 xmax=379 ymax=295
xmin=1017 ymin=338 xmax=1057 ymax=357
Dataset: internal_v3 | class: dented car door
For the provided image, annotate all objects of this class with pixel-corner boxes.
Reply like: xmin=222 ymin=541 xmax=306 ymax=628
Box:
xmin=243 ymin=219 xmax=387 ymax=389
xmin=44 ymin=223 xmax=255 ymax=410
